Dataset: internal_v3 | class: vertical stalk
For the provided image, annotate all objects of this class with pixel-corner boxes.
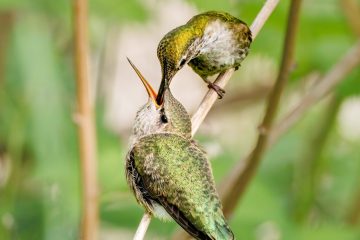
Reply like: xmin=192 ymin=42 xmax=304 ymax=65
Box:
xmin=221 ymin=0 xmax=303 ymax=217
xmin=73 ymin=0 xmax=99 ymax=239
xmin=346 ymin=187 xmax=360 ymax=225
xmin=340 ymin=0 xmax=360 ymax=37
xmin=0 ymin=11 xmax=14 ymax=85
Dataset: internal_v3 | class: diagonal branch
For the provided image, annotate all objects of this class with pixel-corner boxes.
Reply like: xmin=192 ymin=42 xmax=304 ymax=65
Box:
xmin=270 ymin=41 xmax=360 ymax=144
xmin=74 ymin=0 xmax=99 ymax=239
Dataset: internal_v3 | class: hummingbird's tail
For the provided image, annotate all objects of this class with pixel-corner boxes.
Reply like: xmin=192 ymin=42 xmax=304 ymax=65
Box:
xmin=213 ymin=219 xmax=235 ymax=240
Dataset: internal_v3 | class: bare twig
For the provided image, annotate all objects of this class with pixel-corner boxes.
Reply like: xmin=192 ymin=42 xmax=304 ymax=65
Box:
xmin=135 ymin=1 xmax=280 ymax=239
xmin=191 ymin=0 xmax=280 ymax=135
xmin=74 ymin=0 xmax=99 ymax=239
xmin=219 ymin=40 xmax=360 ymax=216
xmin=340 ymin=0 xmax=360 ymax=37
xmin=133 ymin=213 xmax=152 ymax=240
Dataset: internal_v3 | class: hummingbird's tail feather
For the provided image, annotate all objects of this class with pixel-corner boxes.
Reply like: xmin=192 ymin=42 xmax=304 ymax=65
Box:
xmin=157 ymin=197 xmax=211 ymax=240
xmin=214 ymin=220 xmax=234 ymax=240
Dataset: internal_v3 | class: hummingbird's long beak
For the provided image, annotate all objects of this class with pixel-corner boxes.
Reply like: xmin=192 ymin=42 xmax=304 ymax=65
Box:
xmin=127 ymin=58 xmax=160 ymax=108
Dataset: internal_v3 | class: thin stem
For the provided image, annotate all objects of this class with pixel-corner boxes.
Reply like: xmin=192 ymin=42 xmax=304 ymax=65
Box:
xmin=133 ymin=213 xmax=152 ymax=240
xmin=191 ymin=0 xmax=280 ymax=135
xmin=74 ymin=0 xmax=99 ymax=239
xmin=191 ymin=70 xmax=234 ymax=136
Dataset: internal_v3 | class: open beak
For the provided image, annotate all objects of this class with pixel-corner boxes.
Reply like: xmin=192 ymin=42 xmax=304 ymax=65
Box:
xmin=127 ymin=58 xmax=160 ymax=108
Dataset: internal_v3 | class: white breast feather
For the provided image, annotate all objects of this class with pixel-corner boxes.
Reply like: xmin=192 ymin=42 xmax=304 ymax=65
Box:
xmin=201 ymin=20 xmax=239 ymax=66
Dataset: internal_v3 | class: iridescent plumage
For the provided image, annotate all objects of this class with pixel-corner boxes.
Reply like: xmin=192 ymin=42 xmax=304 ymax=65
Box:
xmin=126 ymin=59 xmax=234 ymax=239
xmin=157 ymin=11 xmax=252 ymax=101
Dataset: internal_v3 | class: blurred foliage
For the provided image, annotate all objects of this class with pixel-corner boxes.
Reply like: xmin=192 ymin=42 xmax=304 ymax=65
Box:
xmin=0 ymin=0 xmax=360 ymax=239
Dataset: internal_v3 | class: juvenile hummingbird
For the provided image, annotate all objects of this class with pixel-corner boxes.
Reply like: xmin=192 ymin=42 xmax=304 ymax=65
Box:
xmin=157 ymin=11 xmax=252 ymax=102
xmin=126 ymin=58 xmax=234 ymax=240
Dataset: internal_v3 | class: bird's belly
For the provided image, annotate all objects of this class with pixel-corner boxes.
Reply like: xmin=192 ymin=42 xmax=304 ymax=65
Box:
xmin=189 ymin=20 xmax=248 ymax=77
xmin=189 ymin=52 xmax=241 ymax=77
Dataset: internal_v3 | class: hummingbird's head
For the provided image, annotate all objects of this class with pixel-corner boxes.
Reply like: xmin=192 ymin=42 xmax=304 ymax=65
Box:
xmin=157 ymin=25 xmax=200 ymax=83
xmin=156 ymin=26 xmax=200 ymax=104
xmin=127 ymin=58 xmax=191 ymax=141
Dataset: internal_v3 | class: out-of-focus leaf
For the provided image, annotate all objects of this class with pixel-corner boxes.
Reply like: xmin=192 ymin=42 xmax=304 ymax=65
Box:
xmin=337 ymin=70 xmax=360 ymax=98
xmin=89 ymin=0 xmax=148 ymax=22
xmin=13 ymin=16 xmax=80 ymax=240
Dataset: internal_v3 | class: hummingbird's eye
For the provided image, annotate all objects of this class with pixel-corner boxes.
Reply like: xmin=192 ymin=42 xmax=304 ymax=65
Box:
xmin=179 ymin=58 xmax=186 ymax=68
xmin=160 ymin=114 xmax=168 ymax=123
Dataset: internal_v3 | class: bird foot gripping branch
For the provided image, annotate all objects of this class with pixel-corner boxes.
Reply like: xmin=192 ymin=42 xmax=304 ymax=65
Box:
xmin=156 ymin=11 xmax=252 ymax=102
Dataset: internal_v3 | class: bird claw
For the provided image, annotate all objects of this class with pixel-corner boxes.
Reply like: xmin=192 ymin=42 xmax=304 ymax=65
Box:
xmin=207 ymin=83 xmax=225 ymax=99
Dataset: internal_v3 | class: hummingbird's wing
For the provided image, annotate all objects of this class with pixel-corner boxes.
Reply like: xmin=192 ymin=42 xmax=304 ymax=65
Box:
xmin=131 ymin=133 xmax=234 ymax=240
xmin=127 ymin=142 xmax=209 ymax=239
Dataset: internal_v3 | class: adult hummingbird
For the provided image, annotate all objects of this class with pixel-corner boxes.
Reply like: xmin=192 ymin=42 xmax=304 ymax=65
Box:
xmin=126 ymin=58 xmax=234 ymax=240
xmin=157 ymin=11 xmax=252 ymax=103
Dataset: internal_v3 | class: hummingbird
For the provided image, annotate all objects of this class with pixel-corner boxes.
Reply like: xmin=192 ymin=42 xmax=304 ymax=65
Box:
xmin=126 ymin=58 xmax=234 ymax=240
xmin=156 ymin=11 xmax=252 ymax=103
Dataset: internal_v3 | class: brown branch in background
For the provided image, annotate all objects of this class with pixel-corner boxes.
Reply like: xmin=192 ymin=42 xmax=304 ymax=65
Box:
xmin=340 ymin=0 xmax=360 ymax=226
xmin=191 ymin=0 xmax=280 ymax=136
xmin=218 ymin=40 xmax=360 ymax=218
xmin=340 ymin=0 xmax=360 ymax=37
xmin=346 ymin=186 xmax=360 ymax=225
xmin=220 ymin=0 xmax=303 ymax=218
xmin=270 ymin=41 xmax=360 ymax=144
xmin=0 ymin=12 xmax=14 ymax=85
xmin=292 ymin=95 xmax=342 ymax=223
xmin=213 ymin=71 xmax=321 ymax=112
xmin=73 ymin=0 xmax=99 ymax=240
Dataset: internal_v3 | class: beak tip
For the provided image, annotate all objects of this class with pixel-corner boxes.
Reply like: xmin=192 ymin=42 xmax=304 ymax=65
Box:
xmin=127 ymin=58 xmax=159 ymax=105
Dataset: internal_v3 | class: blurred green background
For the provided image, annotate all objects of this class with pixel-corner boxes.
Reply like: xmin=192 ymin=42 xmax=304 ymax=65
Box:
xmin=0 ymin=0 xmax=360 ymax=239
